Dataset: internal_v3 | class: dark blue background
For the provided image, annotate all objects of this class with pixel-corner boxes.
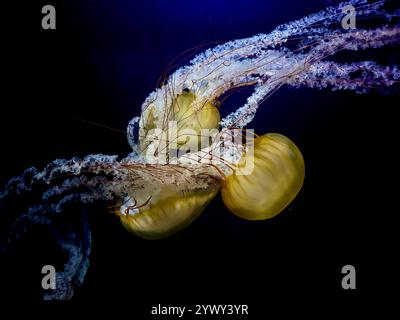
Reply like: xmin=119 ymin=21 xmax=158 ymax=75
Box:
xmin=1 ymin=0 xmax=398 ymax=313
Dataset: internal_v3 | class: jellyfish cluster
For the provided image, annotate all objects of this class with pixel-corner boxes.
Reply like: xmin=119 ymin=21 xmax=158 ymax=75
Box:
xmin=1 ymin=0 xmax=399 ymax=299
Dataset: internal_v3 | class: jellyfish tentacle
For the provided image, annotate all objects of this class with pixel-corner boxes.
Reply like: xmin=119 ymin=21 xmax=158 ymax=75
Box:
xmin=4 ymin=205 xmax=91 ymax=300
xmin=1 ymin=0 xmax=400 ymax=300
xmin=0 ymin=167 xmax=39 ymax=200
xmin=0 ymin=154 xmax=123 ymax=202
xmin=288 ymin=61 xmax=400 ymax=92
xmin=135 ymin=1 xmax=399 ymax=137
xmin=219 ymin=27 xmax=400 ymax=128
xmin=42 ymin=208 xmax=91 ymax=300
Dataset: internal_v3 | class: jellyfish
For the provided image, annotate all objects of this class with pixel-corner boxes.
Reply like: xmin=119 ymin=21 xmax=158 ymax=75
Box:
xmin=1 ymin=0 xmax=399 ymax=299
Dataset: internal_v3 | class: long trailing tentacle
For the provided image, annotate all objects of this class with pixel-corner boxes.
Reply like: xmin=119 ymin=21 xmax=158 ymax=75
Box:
xmin=0 ymin=155 xmax=125 ymax=300
xmin=43 ymin=208 xmax=91 ymax=300
xmin=0 ymin=154 xmax=122 ymax=201
xmin=135 ymin=0 xmax=399 ymax=135
xmin=3 ymin=203 xmax=91 ymax=300
xmin=220 ymin=26 xmax=400 ymax=127
xmin=288 ymin=61 xmax=400 ymax=92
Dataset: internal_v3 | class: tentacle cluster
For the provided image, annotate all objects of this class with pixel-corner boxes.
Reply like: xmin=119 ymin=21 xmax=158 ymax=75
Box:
xmin=133 ymin=0 xmax=399 ymax=132
xmin=1 ymin=0 xmax=399 ymax=300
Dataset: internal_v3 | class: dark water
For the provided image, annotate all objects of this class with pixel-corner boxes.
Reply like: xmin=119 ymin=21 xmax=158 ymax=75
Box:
xmin=0 ymin=0 xmax=398 ymax=314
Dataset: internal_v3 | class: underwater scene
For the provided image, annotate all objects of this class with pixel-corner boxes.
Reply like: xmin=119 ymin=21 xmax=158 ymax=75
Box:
xmin=0 ymin=0 xmax=399 ymax=314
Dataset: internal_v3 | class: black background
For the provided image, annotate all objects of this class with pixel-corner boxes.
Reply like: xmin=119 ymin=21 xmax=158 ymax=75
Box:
xmin=0 ymin=0 xmax=398 ymax=316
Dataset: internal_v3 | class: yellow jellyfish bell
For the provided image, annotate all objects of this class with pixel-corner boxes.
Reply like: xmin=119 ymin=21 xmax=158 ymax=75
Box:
xmin=122 ymin=89 xmax=304 ymax=237
xmin=221 ymin=133 xmax=305 ymax=220
xmin=171 ymin=91 xmax=221 ymax=150
xmin=118 ymin=186 xmax=219 ymax=240
xmin=140 ymin=91 xmax=220 ymax=152
xmin=173 ymin=91 xmax=220 ymax=125
xmin=121 ymin=90 xmax=222 ymax=239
